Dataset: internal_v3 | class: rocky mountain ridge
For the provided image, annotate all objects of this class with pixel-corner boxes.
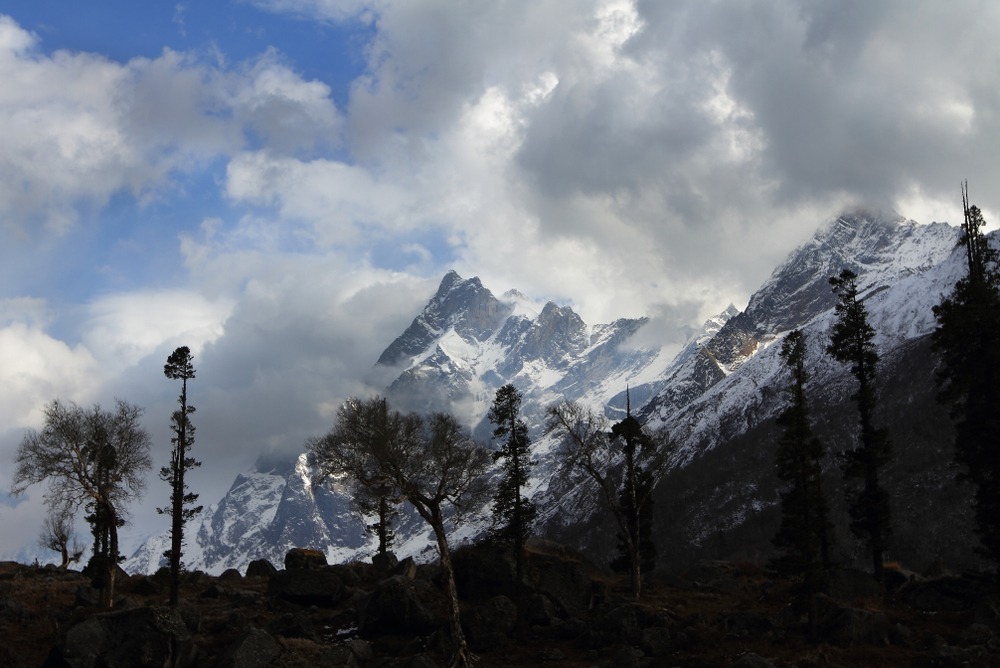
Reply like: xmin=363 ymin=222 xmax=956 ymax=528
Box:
xmin=126 ymin=208 xmax=984 ymax=577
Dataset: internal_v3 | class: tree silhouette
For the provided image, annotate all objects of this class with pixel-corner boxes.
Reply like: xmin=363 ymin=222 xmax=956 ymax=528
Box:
xmin=932 ymin=183 xmax=1000 ymax=564
xmin=311 ymin=397 xmax=490 ymax=668
xmin=547 ymin=398 xmax=668 ymax=598
xmin=771 ymin=329 xmax=832 ymax=637
xmin=12 ymin=399 xmax=151 ymax=606
xmin=159 ymin=346 xmax=203 ymax=607
xmin=607 ymin=391 xmax=658 ymax=594
xmin=487 ymin=384 xmax=537 ymax=590
xmin=38 ymin=501 xmax=84 ymax=569
xmin=828 ymin=269 xmax=892 ymax=588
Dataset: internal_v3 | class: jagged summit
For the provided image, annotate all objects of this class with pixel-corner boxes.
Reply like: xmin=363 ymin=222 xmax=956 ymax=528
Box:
xmin=639 ymin=210 xmax=961 ymax=426
xmin=376 ymin=271 xmax=512 ymax=367
xmin=127 ymin=212 xmax=979 ymax=578
xmin=380 ymin=272 xmax=657 ymax=423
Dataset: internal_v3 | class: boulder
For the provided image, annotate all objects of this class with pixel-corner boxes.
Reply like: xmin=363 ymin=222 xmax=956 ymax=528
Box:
xmin=640 ymin=627 xmax=673 ymax=657
xmin=523 ymin=592 xmax=560 ymax=626
xmin=358 ymin=575 xmax=443 ymax=635
xmin=529 ymin=552 xmax=601 ymax=617
xmin=824 ymin=568 xmax=882 ymax=602
xmin=284 ymin=548 xmax=327 ymax=571
xmin=602 ymin=644 xmax=642 ymax=668
xmin=731 ymin=652 xmax=777 ymax=668
xmin=266 ymin=611 xmax=316 ymax=640
xmin=372 ymin=551 xmax=399 ymax=575
xmin=452 ymin=544 xmax=516 ymax=601
xmin=246 ymin=559 xmax=278 ymax=578
xmin=128 ymin=576 xmax=162 ymax=596
xmin=464 ymin=595 xmax=517 ymax=651
xmin=586 ymin=603 xmax=651 ymax=648
xmin=219 ymin=568 xmax=243 ymax=583
xmin=394 ymin=556 xmax=418 ymax=580
xmin=268 ymin=569 xmax=346 ymax=608
xmin=59 ymin=606 xmax=195 ymax=668
xmin=898 ymin=576 xmax=988 ymax=613
xmin=217 ymin=627 xmax=282 ymax=668
xmin=817 ymin=596 xmax=888 ymax=646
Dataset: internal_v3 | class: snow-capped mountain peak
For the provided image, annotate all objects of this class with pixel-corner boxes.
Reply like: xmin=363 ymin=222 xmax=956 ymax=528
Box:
xmin=126 ymin=210 xmax=980 ymax=576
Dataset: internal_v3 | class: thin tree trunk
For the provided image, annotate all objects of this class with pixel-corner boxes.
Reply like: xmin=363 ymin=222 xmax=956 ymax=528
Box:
xmin=105 ymin=502 xmax=119 ymax=608
xmin=170 ymin=453 xmax=183 ymax=606
xmin=428 ymin=507 xmax=472 ymax=668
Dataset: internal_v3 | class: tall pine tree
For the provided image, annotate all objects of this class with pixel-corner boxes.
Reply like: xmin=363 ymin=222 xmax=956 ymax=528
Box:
xmin=932 ymin=183 xmax=1000 ymax=564
xmin=828 ymin=269 xmax=892 ymax=588
xmin=159 ymin=346 xmax=203 ymax=607
xmin=771 ymin=329 xmax=832 ymax=637
xmin=488 ymin=384 xmax=537 ymax=588
xmin=608 ymin=390 xmax=657 ymax=591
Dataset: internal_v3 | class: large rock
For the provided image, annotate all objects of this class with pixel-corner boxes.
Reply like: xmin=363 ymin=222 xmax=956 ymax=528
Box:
xmin=59 ymin=606 xmax=195 ymax=668
xmin=529 ymin=552 xmax=601 ymax=617
xmin=245 ymin=559 xmax=278 ymax=578
xmin=731 ymin=653 xmax=777 ymax=668
xmin=217 ymin=627 xmax=282 ymax=668
xmin=898 ymin=576 xmax=991 ymax=613
xmin=824 ymin=568 xmax=882 ymax=602
xmin=586 ymin=603 xmax=652 ymax=648
xmin=284 ymin=548 xmax=327 ymax=571
xmin=452 ymin=544 xmax=517 ymax=601
xmin=358 ymin=575 xmax=444 ymax=635
xmin=817 ymin=596 xmax=889 ymax=646
xmin=268 ymin=569 xmax=346 ymax=608
xmin=464 ymin=595 xmax=517 ymax=651
xmin=372 ymin=551 xmax=399 ymax=576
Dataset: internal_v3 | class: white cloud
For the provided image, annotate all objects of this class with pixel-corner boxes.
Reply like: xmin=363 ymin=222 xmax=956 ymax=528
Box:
xmin=0 ymin=16 xmax=342 ymax=238
xmin=0 ymin=316 xmax=99 ymax=429
xmin=81 ymin=290 xmax=234 ymax=371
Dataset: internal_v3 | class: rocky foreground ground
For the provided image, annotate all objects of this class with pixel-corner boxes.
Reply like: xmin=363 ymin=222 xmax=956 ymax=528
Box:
xmin=1 ymin=539 xmax=999 ymax=667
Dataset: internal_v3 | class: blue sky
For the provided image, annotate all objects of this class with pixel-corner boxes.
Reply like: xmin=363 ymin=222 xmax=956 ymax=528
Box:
xmin=2 ymin=0 xmax=1000 ymax=562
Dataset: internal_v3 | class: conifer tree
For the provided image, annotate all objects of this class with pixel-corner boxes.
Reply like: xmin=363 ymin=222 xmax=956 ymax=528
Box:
xmin=547 ymin=397 xmax=668 ymax=599
xmin=828 ymin=269 xmax=892 ymax=588
xmin=358 ymin=481 xmax=399 ymax=556
xmin=487 ymin=384 xmax=537 ymax=588
xmin=608 ymin=391 xmax=657 ymax=590
xmin=932 ymin=183 xmax=1000 ymax=564
xmin=159 ymin=346 xmax=203 ymax=607
xmin=772 ymin=329 xmax=832 ymax=637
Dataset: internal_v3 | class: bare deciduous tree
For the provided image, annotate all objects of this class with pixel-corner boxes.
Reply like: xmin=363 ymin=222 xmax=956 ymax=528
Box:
xmin=546 ymin=399 xmax=669 ymax=599
xmin=38 ymin=502 xmax=84 ymax=569
xmin=311 ymin=396 xmax=490 ymax=668
xmin=12 ymin=399 xmax=151 ymax=606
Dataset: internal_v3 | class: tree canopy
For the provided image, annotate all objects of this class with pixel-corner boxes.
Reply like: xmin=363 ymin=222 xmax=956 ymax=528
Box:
xmin=159 ymin=345 xmax=202 ymax=607
xmin=487 ymin=384 xmax=537 ymax=582
xmin=12 ymin=399 xmax=151 ymax=605
xmin=546 ymin=399 xmax=668 ymax=598
xmin=311 ymin=396 xmax=490 ymax=668
xmin=933 ymin=183 xmax=1000 ymax=563
xmin=828 ymin=268 xmax=893 ymax=588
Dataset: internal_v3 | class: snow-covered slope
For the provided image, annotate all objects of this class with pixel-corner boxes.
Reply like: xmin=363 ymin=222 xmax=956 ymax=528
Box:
xmin=127 ymin=208 xmax=979 ymax=575
xmin=126 ymin=271 xmax=682 ymax=574
xmin=640 ymin=210 xmax=961 ymax=438
xmin=127 ymin=454 xmax=376 ymax=574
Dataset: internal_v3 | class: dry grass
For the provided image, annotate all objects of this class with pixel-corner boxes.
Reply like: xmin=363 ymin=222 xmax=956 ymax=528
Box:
xmin=0 ymin=559 xmax=997 ymax=667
